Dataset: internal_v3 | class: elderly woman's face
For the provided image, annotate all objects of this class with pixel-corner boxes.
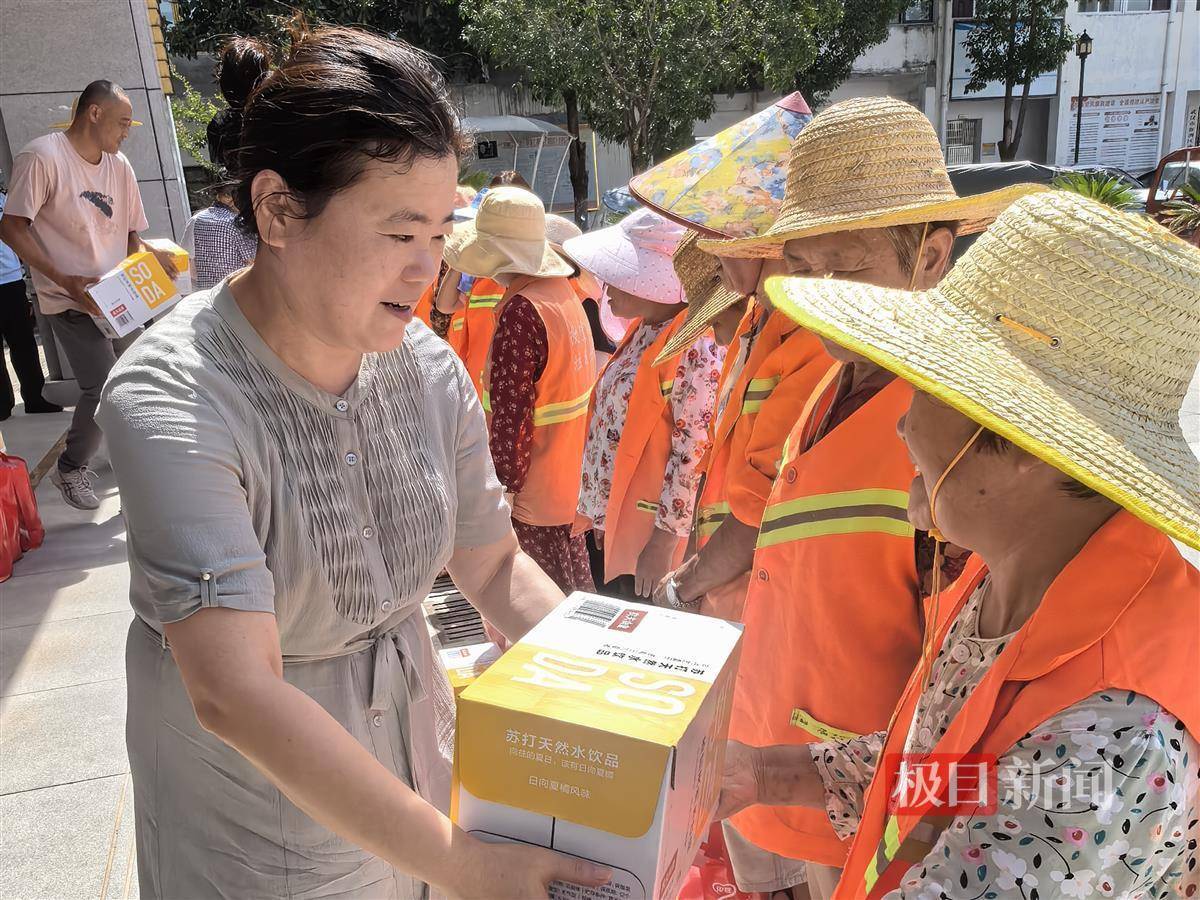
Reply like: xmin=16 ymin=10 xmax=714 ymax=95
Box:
xmin=717 ymin=256 xmax=787 ymax=309
xmin=897 ymin=392 xmax=1024 ymax=551
xmin=278 ymin=154 xmax=458 ymax=354
xmin=784 ymin=229 xmax=910 ymax=365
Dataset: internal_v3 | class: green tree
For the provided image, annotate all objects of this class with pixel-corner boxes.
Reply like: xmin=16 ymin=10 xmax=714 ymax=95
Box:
xmin=170 ymin=68 xmax=224 ymax=178
xmin=461 ymin=0 xmax=840 ymax=177
xmin=166 ymin=0 xmax=482 ymax=80
xmin=961 ymin=0 xmax=1074 ymax=161
xmin=791 ymin=0 xmax=907 ymax=107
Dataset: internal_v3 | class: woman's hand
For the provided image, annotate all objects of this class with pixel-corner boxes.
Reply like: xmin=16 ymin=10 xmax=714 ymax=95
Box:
xmin=636 ymin=527 xmax=681 ymax=598
xmin=448 ymin=840 xmax=612 ymax=899
xmin=716 ymin=740 xmax=763 ymax=821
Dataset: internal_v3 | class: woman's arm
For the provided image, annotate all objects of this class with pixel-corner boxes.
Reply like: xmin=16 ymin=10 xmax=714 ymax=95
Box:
xmin=885 ymin=693 xmax=1199 ymax=899
xmin=637 ymin=337 xmax=724 ymax=597
xmin=488 ymin=295 xmax=546 ymax=494
xmin=716 ymin=737 xmax=872 ymax=822
xmin=447 ymin=530 xmax=564 ymax=641
xmin=435 ymin=266 xmax=466 ymax=314
xmin=165 ymin=607 xmax=609 ymax=899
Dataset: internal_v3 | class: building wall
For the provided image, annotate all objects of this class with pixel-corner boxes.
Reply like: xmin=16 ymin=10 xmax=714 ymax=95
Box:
xmin=0 ymin=0 xmax=190 ymax=240
xmin=1052 ymin=3 xmax=1198 ymax=167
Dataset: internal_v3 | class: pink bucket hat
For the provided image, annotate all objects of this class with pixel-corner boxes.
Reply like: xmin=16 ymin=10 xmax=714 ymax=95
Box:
xmin=561 ymin=208 xmax=686 ymax=305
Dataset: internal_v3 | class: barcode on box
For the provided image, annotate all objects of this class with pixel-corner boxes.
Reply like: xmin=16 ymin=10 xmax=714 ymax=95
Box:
xmin=114 ymin=312 xmax=134 ymax=328
xmin=565 ymin=598 xmax=620 ymax=627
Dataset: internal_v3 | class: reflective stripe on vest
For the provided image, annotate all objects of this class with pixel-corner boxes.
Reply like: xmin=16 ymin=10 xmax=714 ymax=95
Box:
xmin=532 ymin=386 xmax=592 ymax=426
xmin=451 ymin=318 xmax=465 ymax=331
xmin=635 ymin=500 xmax=659 ymax=514
xmin=741 ymin=375 xmax=780 ymax=414
xmin=756 ymin=488 xmax=913 ymax=549
xmin=482 ymin=387 xmax=593 ymax=425
xmin=660 ymin=379 xmax=674 ymax=398
xmin=468 ymin=293 xmax=503 ymax=309
xmin=697 ymin=501 xmax=731 ymax=538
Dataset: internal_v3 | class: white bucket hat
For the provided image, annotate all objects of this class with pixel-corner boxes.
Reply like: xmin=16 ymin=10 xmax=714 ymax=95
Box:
xmin=443 ymin=186 xmax=574 ymax=279
xmin=561 ymin=207 xmax=686 ymax=305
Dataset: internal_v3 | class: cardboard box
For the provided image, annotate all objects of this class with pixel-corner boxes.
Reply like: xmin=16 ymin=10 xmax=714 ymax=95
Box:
xmin=144 ymin=238 xmax=193 ymax=296
xmin=453 ymin=593 xmax=743 ymax=900
xmin=87 ymin=249 xmax=183 ymax=339
xmin=439 ymin=641 xmax=502 ymax=696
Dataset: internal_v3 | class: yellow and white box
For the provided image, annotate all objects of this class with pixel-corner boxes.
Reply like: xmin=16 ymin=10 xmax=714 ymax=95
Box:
xmin=439 ymin=642 xmax=502 ymax=697
xmin=87 ymin=245 xmax=188 ymax=339
xmin=144 ymin=238 xmax=192 ymax=295
xmin=453 ymin=593 xmax=743 ymax=900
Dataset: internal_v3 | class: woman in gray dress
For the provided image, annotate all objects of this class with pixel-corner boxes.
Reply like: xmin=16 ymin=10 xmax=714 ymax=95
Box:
xmin=96 ymin=25 xmax=612 ymax=900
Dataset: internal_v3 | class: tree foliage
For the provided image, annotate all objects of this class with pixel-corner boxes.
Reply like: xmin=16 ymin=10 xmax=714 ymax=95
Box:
xmin=962 ymin=0 xmax=1074 ymax=160
xmin=166 ymin=0 xmax=482 ymax=80
xmin=169 ymin=68 xmax=224 ymax=177
xmin=791 ymin=0 xmax=907 ymax=107
xmin=460 ymin=0 xmax=841 ymax=171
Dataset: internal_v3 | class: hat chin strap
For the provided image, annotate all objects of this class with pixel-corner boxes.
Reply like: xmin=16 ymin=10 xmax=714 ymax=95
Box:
xmin=919 ymin=423 xmax=985 ymax=691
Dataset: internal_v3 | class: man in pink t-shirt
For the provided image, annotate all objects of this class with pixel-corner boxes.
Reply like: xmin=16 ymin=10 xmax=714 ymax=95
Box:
xmin=0 ymin=80 xmax=173 ymax=510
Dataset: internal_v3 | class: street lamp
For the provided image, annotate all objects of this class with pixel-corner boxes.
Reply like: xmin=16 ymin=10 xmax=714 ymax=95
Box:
xmin=1073 ymin=31 xmax=1093 ymax=166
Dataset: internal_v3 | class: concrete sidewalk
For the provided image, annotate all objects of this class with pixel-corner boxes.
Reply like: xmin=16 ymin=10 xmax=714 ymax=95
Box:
xmin=1 ymin=403 xmax=138 ymax=899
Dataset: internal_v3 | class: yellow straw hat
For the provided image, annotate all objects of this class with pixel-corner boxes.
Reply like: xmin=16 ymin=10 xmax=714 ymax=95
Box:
xmin=653 ymin=232 xmax=747 ymax=365
xmin=700 ymin=96 xmax=1043 ymax=259
xmin=443 ymin=186 xmax=573 ymax=279
xmin=764 ymin=189 xmax=1200 ymax=550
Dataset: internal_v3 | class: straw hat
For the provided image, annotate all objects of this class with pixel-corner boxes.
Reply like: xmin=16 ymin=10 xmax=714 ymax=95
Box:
xmin=652 ymin=232 xmax=747 ymax=364
xmin=700 ymin=97 xmax=1044 ymax=259
xmin=629 ymin=93 xmax=812 ymax=239
xmin=443 ymin=186 xmax=573 ymax=279
xmin=562 ymin=208 xmax=686 ymax=305
xmin=763 ymin=189 xmax=1200 ymax=550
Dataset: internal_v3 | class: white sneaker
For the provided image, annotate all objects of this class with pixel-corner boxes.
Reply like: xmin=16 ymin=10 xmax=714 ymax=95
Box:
xmin=50 ymin=466 xmax=100 ymax=510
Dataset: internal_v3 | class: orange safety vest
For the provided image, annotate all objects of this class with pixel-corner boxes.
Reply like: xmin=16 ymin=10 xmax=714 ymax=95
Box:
xmin=483 ymin=275 xmax=595 ymax=528
xmin=694 ymin=305 xmax=832 ymax=620
xmin=577 ymin=312 xmax=690 ymax=582
xmin=456 ymin=277 xmax=505 ymax=396
xmin=729 ymin=370 xmax=920 ymax=865
xmin=837 ymin=510 xmax=1200 ymax=898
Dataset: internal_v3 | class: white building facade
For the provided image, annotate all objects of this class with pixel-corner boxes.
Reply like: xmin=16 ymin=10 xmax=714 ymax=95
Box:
xmin=825 ymin=0 xmax=1199 ymax=172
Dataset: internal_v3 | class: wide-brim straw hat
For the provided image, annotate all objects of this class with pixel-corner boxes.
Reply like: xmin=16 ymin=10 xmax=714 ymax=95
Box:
xmin=700 ymin=97 xmax=1045 ymax=259
xmin=653 ymin=231 xmax=747 ymax=365
xmin=764 ymin=189 xmax=1200 ymax=550
xmin=629 ymin=93 xmax=812 ymax=239
xmin=444 ymin=186 xmax=573 ymax=279
xmin=562 ymin=207 xmax=686 ymax=305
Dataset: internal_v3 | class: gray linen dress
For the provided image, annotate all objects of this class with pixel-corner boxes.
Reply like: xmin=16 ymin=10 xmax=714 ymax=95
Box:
xmin=96 ymin=284 xmax=511 ymax=899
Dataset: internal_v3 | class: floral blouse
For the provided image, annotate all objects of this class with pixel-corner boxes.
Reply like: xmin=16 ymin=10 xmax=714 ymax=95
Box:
xmin=488 ymin=294 xmax=547 ymax=494
xmin=577 ymin=322 xmax=724 ymax=537
xmin=810 ymin=581 xmax=1200 ymax=899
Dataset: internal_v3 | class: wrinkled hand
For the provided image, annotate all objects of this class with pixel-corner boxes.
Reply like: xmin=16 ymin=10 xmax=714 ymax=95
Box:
xmin=450 ymin=841 xmax=611 ymax=900
xmin=57 ymin=274 xmax=100 ymax=316
xmin=715 ymin=740 xmax=762 ymax=821
xmin=635 ymin=530 xmax=679 ymax=599
xmin=148 ymin=245 xmax=178 ymax=278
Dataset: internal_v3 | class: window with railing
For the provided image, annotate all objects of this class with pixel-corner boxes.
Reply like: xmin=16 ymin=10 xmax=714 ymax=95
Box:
xmin=1078 ymin=0 xmax=1170 ymax=11
xmin=900 ymin=0 xmax=935 ymax=23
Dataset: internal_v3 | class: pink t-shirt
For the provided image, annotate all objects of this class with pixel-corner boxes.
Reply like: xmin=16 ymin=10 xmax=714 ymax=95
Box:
xmin=4 ymin=132 xmax=148 ymax=315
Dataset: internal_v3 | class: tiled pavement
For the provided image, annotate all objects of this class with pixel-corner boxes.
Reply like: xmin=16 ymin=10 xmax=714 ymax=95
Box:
xmin=1 ymin=403 xmax=139 ymax=899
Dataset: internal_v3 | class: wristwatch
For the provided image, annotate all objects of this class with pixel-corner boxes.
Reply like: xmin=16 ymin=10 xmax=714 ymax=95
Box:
xmin=664 ymin=573 xmax=699 ymax=610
